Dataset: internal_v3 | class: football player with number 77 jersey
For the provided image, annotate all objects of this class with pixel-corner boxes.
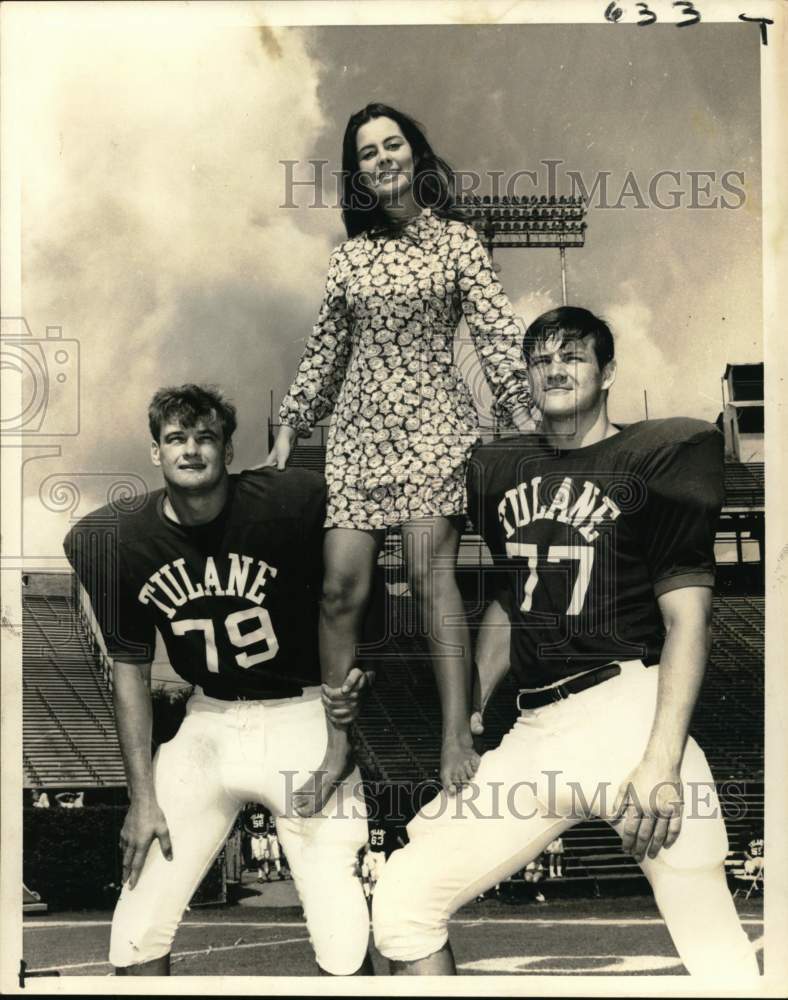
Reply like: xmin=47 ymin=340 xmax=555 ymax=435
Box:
xmin=63 ymin=384 xmax=372 ymax=976
xmin=372 ymin=307 xmax=759 ymax=981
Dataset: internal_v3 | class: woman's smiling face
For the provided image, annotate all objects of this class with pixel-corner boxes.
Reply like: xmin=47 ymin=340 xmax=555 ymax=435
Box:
xmin=355 ymin=116 xmax=416 ymax=209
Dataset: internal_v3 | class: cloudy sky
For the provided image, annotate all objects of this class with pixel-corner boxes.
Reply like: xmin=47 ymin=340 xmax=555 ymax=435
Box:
xmin=10 ymin=7 xmax=762 ymax=563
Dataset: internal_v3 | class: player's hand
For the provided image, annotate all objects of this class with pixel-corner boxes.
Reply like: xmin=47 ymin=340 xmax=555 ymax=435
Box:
xmin=612 ymin=758 xmax=683 ymax=863
xmin=440 ymin=733 xmax=481 ymax=795
xmin=120 ymin=797 xmax=173 ymax=890
xmin=321 ymin=667 xmax=376 ymax=726
xmin=257 ymin=425 xmax=296 ymax=470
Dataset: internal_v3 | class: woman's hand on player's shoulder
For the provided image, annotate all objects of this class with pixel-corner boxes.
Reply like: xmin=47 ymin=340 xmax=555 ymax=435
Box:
xmin=257 ymin=425 xmax=297 ymax=470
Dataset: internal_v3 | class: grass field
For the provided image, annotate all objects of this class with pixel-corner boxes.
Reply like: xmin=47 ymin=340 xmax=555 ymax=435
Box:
xmin=21 ymin=895 xmax=764 ymax=978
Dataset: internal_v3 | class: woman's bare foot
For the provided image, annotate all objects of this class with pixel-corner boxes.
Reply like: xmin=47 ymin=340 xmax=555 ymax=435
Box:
xmin=440 ymin=733 xmax=481 ymax=794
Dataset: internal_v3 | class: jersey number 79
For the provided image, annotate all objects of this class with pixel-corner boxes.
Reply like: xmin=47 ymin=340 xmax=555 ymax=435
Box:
xmin=171 ymin=607 xmax=279 ymax=672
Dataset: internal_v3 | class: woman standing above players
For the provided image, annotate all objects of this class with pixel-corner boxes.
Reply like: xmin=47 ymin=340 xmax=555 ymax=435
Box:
xmin=266 ymin=103 xmax=534 ymax=806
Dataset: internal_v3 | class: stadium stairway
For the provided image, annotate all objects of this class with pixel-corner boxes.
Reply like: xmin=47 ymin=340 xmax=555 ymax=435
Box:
xmin=23 ymin=593 xmax=126 ymax=788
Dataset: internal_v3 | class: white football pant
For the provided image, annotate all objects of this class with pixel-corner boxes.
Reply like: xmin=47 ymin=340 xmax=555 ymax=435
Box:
xmin=374 ymin=661 xmax=759 ymax=981
xmin=110 ymin=687 xmax=369 ymax=975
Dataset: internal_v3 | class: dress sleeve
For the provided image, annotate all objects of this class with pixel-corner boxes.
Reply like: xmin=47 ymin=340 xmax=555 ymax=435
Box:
xmin=457 ymin=226 xmax=533 ymax=429
xmin=278 ymin=247 xmax=354 ymax=437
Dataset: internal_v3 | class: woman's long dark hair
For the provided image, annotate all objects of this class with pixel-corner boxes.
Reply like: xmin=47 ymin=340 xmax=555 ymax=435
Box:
xmin=341 ymin=103 xmax=462 ymax=239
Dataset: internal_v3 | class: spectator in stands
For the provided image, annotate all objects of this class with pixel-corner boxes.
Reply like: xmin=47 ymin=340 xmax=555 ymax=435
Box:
xmin=523 ymin=859 xmax=546 ymax=904
xmin=546 ymin=836 xmax=564 ymax=879
xmin=55 ymin=791 xmax=84 ymax=808
xmin=265 ymin=102 xmax=534 ymax=814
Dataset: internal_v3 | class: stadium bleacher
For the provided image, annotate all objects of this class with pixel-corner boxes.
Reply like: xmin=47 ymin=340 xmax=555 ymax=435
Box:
xmin=23 ymin=593 xmax=125 ymax=789
xmin=723 ymin=462 xmax=764 ymax=509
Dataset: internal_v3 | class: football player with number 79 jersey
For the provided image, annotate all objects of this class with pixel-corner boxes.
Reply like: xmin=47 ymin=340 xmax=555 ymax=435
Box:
xmin=64 ymin=384 xmax=371 ymax=976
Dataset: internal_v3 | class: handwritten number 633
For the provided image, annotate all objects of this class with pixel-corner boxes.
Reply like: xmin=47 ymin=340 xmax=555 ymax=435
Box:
xmin=604 ymin=1 xmax=701 ymax=26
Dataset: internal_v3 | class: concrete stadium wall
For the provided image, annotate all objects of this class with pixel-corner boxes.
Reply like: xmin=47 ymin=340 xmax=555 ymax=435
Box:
xmin=22 ymin=571 xmax=72 ymax=597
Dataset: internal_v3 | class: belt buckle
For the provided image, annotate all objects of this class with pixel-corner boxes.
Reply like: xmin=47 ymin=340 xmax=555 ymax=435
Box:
xmin=517 ymin=683 xmax=567 ymax=711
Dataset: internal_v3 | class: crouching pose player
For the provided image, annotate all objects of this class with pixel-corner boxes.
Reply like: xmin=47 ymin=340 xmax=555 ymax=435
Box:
xmin=64 ymin=384 xmax=372 ymax=975
xmin=371 ymin=307 xmax=759 ymax=979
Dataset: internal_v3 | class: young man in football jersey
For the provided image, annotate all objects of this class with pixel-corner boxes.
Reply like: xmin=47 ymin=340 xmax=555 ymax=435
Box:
xmin=243 ymin=804 xmax=271 ymax=881
xmin=371 ymin=307 xmax=759 ymax=980
xmin=63 ymin=384 xmax=372 ymax=976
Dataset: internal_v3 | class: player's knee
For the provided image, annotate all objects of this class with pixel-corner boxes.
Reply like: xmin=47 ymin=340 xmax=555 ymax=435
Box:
xmin=109 ymin=911 xmax=178 ymax=969
xmin=649 ymin=815 xmax=729 ymax=874
xmin=372 ymin=858 xmax=449 ymax=963
xmin=290 ymin=852 xmax=369 ymax=975
xmin=301 ymin=880 xmax=370 ymax=975
xmin=313 ymin=931 xmax=370 ymax=976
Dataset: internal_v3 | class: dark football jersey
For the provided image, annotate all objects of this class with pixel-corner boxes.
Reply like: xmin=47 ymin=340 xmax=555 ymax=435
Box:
xmin=63 ymin=468 xmax=324 ymax=699
xmin=244 ymin=807 xmax=269 ymax=835
xmin=747 ymin=838 xmax=764 ymax=859
xmin=467 ymin=419 xmax=724 ymax=685
xmin=368 ymin=824 xmax=400 ymax=857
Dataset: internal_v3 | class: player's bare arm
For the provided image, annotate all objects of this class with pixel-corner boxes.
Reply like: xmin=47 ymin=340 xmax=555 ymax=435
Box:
xmin=614 ymin=585 xmax=712 ymax=863
xmin=113 ymin=661 xmax=173 ymax=889
xmin=470 ymin=595 xmax=512 ymax=737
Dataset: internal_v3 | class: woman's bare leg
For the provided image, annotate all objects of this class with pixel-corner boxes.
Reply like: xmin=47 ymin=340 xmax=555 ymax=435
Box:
xmin=401 ymin=516 xmax=479 ymax=790
xmin=292 ymin=526 xmax=384 ymax=816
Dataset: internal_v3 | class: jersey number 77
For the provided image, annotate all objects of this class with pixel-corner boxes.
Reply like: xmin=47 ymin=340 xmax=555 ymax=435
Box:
xmin=506 ymin=542 xmax=594 ymax=616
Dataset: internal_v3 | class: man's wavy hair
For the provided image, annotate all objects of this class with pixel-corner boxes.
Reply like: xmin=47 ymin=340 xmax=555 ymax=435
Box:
xmin=340 ymin=102 xmax=463 ymax=240
xmin=148 ymin=384 xmax=237 ymax=444
xmin=522 ymin=307 xmax=615 ymax=371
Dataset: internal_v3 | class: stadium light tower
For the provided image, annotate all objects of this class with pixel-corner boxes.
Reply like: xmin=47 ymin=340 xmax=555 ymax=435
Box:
xmin=454 ymin=194 xmax=588 ymax=305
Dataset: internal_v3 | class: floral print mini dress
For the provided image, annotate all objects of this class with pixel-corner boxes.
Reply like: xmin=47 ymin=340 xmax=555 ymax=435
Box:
xmin=279 ymin=208 xmax=532 ymax=530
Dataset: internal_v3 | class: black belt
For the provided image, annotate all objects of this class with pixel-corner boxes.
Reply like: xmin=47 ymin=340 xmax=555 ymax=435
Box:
xmin=199 ymin=685 xmax=304 ymax=703
xmin=516 ymin=664 xmax=623 ymax=711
